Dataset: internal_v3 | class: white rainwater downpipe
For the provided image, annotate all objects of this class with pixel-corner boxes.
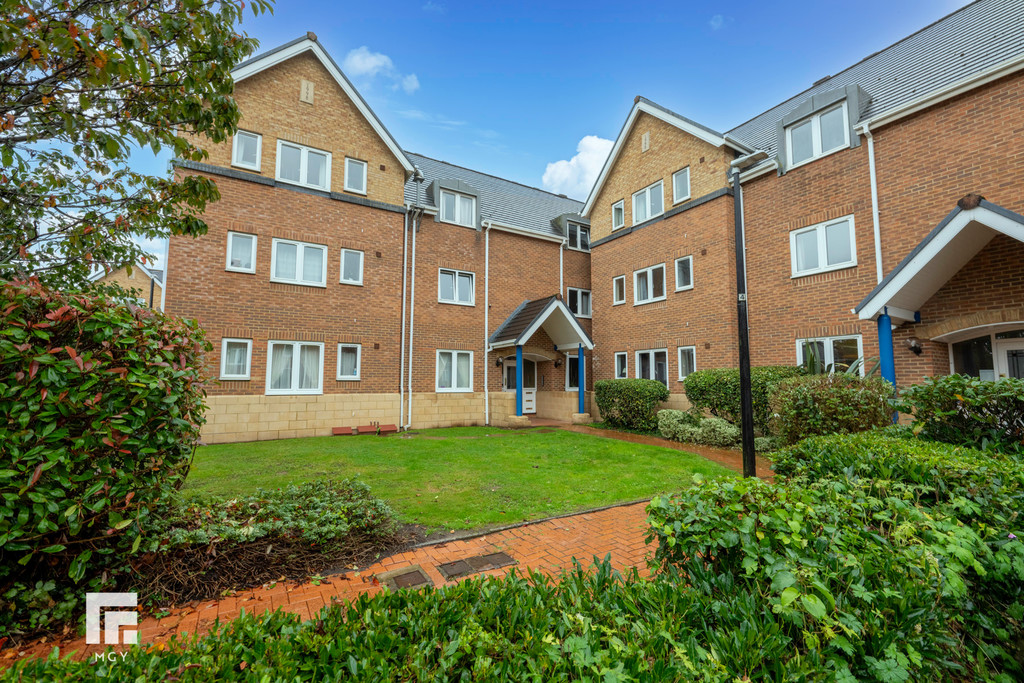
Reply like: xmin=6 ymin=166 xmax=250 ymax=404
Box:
xmin=863 ymin=123 xmax=885 ymax=283
xmin=559 ymin=239 xmax=564 ymax=297
xmin=483 ymin=221 xmax=491 ymax=425
xmin=405 ymin=209 xmax=419 ymax=429
xmin=399 ymin=207 xmax=410 ymax=429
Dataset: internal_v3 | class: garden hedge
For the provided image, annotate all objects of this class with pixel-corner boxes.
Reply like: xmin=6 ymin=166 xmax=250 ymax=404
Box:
xmin=770 ymin=373 xmax=894 ymax=444
xmin=683 ymin=366 xmax=804 ymax=433
xmin=594 ymin=378 xmax=669 ymax=431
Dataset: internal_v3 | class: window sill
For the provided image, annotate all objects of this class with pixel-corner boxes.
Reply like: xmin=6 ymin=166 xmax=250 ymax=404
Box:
xmin=567 ymin=246 xmax=590 ymax=253
xmin=275 ymin=177 xmax=329 ymax=192
xmin=220 ymin=375 xmax=251 ymax=381
xmin=790 ymin=262 xmax=857 ymax=279
xmin=633 ymin=296 xmax=667 ymax=307
xmin=672 ymin=195 xmax=691 ymax=205
xmin=439 ymin=218 xmax=476 ymax=229
xmin=612 ymin=301 xmax=625 ymax=306
xmin=231 ymin=163 xmax=261 ymax=173
xmin=787 ymin=144 xmax=848 ymax=171
xmin=337 ymin=377 xmax=361 ymax=382
xmin=611 ymin=224 xmax=625 ymax=231
xmin=674 ymin=285 xmax=694 ymax=292
xmin=265 ymin=389 xmax=324 ymax=396
xmin=340 ymin=280 xmax=364 ymax=287
xmin=436 ymin=388 xmax=473 ymax=394
xmin=343 ymin=186 xmax=367 ymax=196
xmin=630 ymin=211 xmax=664 ymax=228
xmin=439 ymin=300 xmax=476 ymax=307
xmin=226 ymin=266 xmax=256 ymax=274
xmin=269 ymin=278 xmax=327 ymax=288
xmin=573 ymin=313 xmax=592 ymax=319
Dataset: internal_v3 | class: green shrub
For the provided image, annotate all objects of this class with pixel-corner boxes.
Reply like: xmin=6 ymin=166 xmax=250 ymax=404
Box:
xmin=683 ymin=366 xmax=804 ymax=433
xmin=770 ymin=373 xmax=894 ymax=444
xmin=656 ymin=409 xmax=698 ymax=439
xmin=753 ymin=436 xmax=777 ymax=452
xmin=695 ymin=416 xmax=740 ymax=448
xmin=898 ymin=374 xmax=1024 ymax=454
xmin=594 ymin=378 xmax=669 ymax=431
xmin=647 ymin=476 xmax=999 ymax=680
xmin=0 ymin=279 xmax=210 ymax=638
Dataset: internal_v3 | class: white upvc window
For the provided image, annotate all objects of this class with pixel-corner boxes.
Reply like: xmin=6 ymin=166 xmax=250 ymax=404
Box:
xmin=614 ymin=352 xmax=628 ymax=379
xmin=567 ymin=287 xmax=591 ymax=318
xmin=612 ymin=200 xmax=625 ymax=230
xmin=796 ymin=335 xmax=863 ymax=374
xmin=672 ymin=167 xmax=690 ymax=203
xmin=790 ymin=215 xmax=856 ymax=277
xmin=220 ymin=338 xmax=252 ymax=380
xmin=225 ymin=231 xmax=257 ymax=273
xmin=275 ymin=140 xmax=331 ymax=190
xmin=612 ymin=275 xmax=626 ymax=305
xmin=340 ymin=248 xmax=364 ymax=285
xmin=567 ymin=222 xmax=590 ymax=251
xmin=786 ymin=102 xmax=850 ymax=168
xmin=337 ymin=343 xmax=361 ymax=380
xmin=631 ymin=180 xmax=664 ymax=225
xmin=344 ymin=157 xmax=367 ymax=194
xmin=678 ymin=346 xmax=696 ymax=381
xmin=566 ymin=353 xmax=580 ymax=390
xmin=636 ymin=348 xmax=669 ymax=387
xmin=438 ymin=268 xmax=475 ymax=305
xmin=436 ymin=349 xmax=473 ymax=392
xmin=633 ymin=263 xmax=666 ymax=305
xmin=439 ymin=190 xmax=476 ymax=228
xmin=271 ymin=238 xmax=328 ymax=287
xmin=674 ymin=255 xmax=693 ymax=291
xmin=266 ymin=341 xmax=324 ymax=395
xmin=232 ymin=131 xmax=262 ymax=171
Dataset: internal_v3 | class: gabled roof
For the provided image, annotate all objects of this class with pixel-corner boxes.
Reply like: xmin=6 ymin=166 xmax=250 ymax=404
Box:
xmin=233 ymin=34 xmax=415 ymax=177
xmin=729 ymin=0 xmax=1024 ymax=164
xmin=581 ymin=97 xmax=752 ymax=217
xmin=406 ymin=153 xmax=586 ymax=240
xmin=855 ymin=196 xmax=1024 ymax=322
xmin=490 ymin=296 xmax=594 ymax=350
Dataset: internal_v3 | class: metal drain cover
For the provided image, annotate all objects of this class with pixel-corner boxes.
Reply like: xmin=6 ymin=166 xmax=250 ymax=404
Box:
xmin=467 ymin=552 xmax=516 ymax=571
xmin=436 ymin=559 xmax=474 ymax=580
xmin=376 ymin=565 xmax=433 ymax=590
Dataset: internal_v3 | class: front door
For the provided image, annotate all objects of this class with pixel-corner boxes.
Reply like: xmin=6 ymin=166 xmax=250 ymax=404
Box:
xmin=996 ymin=340 xmax=1024 ymax=379
xmin=504 ymin=359 xmax=537 ymax=413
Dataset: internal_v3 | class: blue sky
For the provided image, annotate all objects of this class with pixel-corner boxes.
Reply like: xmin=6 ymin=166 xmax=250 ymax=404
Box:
xmin=135 ymin=0 xmax=970 ymax=262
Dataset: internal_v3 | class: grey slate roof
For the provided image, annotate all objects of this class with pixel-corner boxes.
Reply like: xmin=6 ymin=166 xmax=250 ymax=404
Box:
xmin=404 ymin=153 xmax=587 ymax=240
xmin=727 ymin=0 xmax=1024 ymax=158
xmin=489 ymin=297 xmax=555 ymax=345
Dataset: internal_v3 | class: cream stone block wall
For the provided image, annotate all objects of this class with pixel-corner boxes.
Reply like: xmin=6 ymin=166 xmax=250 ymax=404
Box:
xmin=536 ymin=391 xmax=591 ymax=421
xmin=408 ymin=392 xmax=487 ymax=430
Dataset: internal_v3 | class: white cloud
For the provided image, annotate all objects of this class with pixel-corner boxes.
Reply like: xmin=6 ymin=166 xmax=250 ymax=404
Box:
xmin=342 ymin=46 xmax=419 ymax=95
xmin=542 ymin=135 xmax=613 ymax=201
xmin=708 ymin=14 xmax=725 ymax=30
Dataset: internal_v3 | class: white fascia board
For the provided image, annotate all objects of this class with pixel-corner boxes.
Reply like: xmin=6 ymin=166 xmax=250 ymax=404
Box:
xmin=516 ymin=299 xmax=595 ymax=351
xmin=856 ymin=52 xmax=1024 ymax=134
xmin=233 ymin=40 xmax=415 ymax=176
xmin=739 ymin=158 xmax=779 ymax=184
xmin=582 ymin=101 xmax=728 ymax=216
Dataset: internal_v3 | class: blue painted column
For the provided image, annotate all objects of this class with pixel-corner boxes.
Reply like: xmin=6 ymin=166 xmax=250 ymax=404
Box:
xmin=515 ymin=345 xmax=523 ymax=417
xmin=877 ymin=311 xmax=897 ymax=423
xmin=578 ymin=344 xmax=585 ymax=414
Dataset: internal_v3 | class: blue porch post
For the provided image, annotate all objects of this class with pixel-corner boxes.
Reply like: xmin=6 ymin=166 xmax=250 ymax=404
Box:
xmin=515 ymin=345 xmax=523 ymax=417
xmin=877 ymin=311 xmax=897 ymax=423
xmin=577 ymin=343 xmax=585 ymax=414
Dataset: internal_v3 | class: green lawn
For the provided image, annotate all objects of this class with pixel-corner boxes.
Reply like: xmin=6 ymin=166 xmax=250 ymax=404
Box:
xmin=186 ymin=427 xmax=735 ymax=530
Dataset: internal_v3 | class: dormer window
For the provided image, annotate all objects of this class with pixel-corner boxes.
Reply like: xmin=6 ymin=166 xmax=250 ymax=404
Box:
xmin=786 ymin=102 xmax=849 ymax=168
xmin=439 ymin=189 xmax=476 ymax=228
xmin=567 ymin=222 xmax=590 ymax=251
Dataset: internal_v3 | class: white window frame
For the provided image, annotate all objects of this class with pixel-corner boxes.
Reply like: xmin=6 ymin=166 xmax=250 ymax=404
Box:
xmin=633 ymin=263 xmax=666 ymax=306
xmin=611 ymin=200 xmax=625 ymax=230
xmin=565 ymin=353 xmax=580 ymax=390
xmin=631 ymin=180 xmax=664 ymax=226
xmin=275 ymin=140 xmax=332 ymax=191
xmin=337 ymin=343 xmax=362 ymax=381
xmin=672 ymin=167 xmax=691 ymax=204
xmin=612 ymin=275 xmax=626 ymax=306
xmin=635 ymin=348 xmax=669 ymax=386
xmin=270 ymin=238 xmax=328 ymax=288
xmin=614 ymin=351 xmax=628 ymax=379
xmin=435 ymin=349 xmax=473 ymax=393
xmin=677 ymin=346 xmax=696 ymax=381
xmin=567 ymin=222 xmax=590 ymax=252
xmin=786 ymin=101 xmax=850 ymax=169
xmin=439 ymin=189 xmax=477 ymax=228
xmin=674 ymin=255 xmax=694 ymax=292
xmin=795 ymin=335 xmax=864 ymax=375
xmin=790 ymin=214 xmax=857 ymax=278
xmin=219 ymin=338 xmax=252 ymax=380
xmin=265 ymin=340 xmax=324 ymax=395
xmin=225 ymin=231 xmax=257 ymax=274
xmin=231 ymin=131 xmax=262 ymax=172
xmin=567 ymin=287 xmax=591 ymax=318
xmin=340 ymin=248 xmax=364 ymax=286
xmin=438 ymin=268 xmax=475 ymax=306
xmin=344 ymin=157 xmax=367 ymax=195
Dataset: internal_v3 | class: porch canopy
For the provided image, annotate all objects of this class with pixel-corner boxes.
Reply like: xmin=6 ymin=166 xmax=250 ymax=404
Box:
xmin=490 ymin=296 xmax=594 ymax=417
xmin=854 ymin=195 xmax=1024 ymax=383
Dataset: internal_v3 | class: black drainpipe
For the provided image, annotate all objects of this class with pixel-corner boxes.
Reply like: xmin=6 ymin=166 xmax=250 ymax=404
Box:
xmin=149 ymin=275 xmax=156 ymax=308
xmin=731 ymin=168 xmax=756 ymax=477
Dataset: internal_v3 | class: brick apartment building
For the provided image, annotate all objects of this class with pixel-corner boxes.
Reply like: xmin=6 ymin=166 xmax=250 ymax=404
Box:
xmin=166 ymin=0 xmax=1024 ymax=442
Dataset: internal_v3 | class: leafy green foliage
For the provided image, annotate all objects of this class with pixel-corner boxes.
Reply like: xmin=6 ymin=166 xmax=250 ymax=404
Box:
xmin=770 ymin=374 xmax=894 ymax=445
xmin=656 ymin=408 xmax=699 ymax=439
xmin=683 ymin=366 xmax=804 ymax=433
xmin=594 ymin=378 xmax=669 ymax=431
xmin=0 ymin=278 xmax=210 ymax=637
xmin=0 ymin=0 xmax=272 ymax=288
xmin=658 ymin=410 xmax=742 ymax=448
xmin=898 ymin=374 xmax=1024 ymax=455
